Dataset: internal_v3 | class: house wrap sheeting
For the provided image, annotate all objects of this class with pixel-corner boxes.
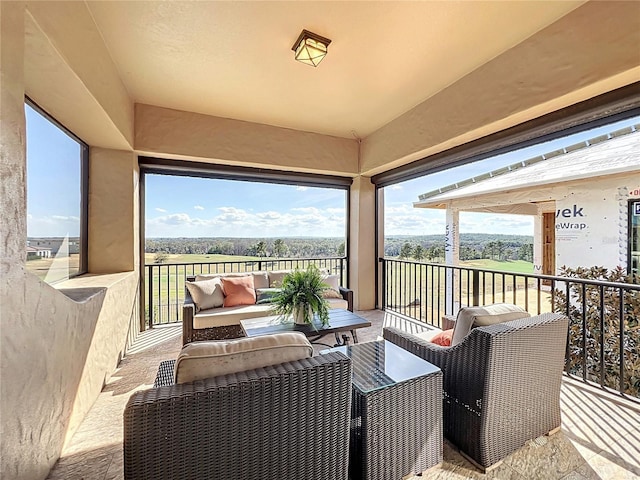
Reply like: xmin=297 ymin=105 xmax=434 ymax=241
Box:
xmin=414 ymin=126 xmax=640 ymax=274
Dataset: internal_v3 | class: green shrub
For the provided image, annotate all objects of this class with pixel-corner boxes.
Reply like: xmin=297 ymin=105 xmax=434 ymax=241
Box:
xmin=553 ymin=266 xmax=640 ymax=398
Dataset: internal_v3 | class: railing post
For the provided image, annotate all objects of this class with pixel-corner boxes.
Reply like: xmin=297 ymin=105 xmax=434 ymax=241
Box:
xmin=148 ymin=265 xmax=154 ymax=329
xmin=472 ymin=269 xmax=480 ymax=306
xmin=379 ymin=258 xmax=386 ymax=310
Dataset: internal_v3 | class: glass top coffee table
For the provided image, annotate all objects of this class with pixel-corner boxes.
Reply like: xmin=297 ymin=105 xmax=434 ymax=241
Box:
xmin=240 ymin=309 xmax=372 ymax=347
xmin=323 ymin=340 xmax=443 ymax=480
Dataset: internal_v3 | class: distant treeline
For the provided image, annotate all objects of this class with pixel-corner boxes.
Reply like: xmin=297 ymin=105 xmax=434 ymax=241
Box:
xmin=146 ymin=233 xmax=534 ymax=262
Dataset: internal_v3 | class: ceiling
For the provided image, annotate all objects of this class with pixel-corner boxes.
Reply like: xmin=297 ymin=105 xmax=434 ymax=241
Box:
xmin=85 ymin=1 xmax=585 ymax=139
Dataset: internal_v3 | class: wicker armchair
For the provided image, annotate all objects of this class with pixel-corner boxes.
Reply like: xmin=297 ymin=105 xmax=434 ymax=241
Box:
xmin=124 ymin=351 xmax=352 ymax=480
xmin=383 ymin=313 xmax=568 ymax=471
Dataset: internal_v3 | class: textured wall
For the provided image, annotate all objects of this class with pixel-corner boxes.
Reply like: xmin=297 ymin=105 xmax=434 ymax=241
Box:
xmin=89 ymin=148 xmax=138 ymax=273
xmin=349 ymin=176 xmax=376 ymax=310
xmin=360 ymin=1 xmax=640 ymax=175
xmin=135 ymin=103 xmax=359 ymax=176
xmin=0 ymin=5 xmax=139 ymax=479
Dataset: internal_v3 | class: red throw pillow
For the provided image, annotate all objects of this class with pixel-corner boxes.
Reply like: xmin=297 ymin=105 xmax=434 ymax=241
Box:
xmin=431 ymin=329 xmax=453 ymax=347
xmin=221 ymin=276 xmax=256 ymax=307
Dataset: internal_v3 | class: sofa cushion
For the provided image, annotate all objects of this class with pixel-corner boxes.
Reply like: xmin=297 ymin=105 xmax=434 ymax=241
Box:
xmin=450 ymin=303 xmax=531 ymax=346
xmin=195 ymin=271 xmax=270 ymax=290
xmin=194 ymin=304 xmax=274 ymax=328
xmin=185 ymin=277 xmax=224 ymax=312
xmin=173 ymin=332 xmax=313 ymax=383
xmin=326 ymin=297 xmax=348 ymax=310
xmin=221 ymin=276 xmax=256 ymax=307
xmin=268 ymin=270 xmax=290 ymax=288
xmin=321 ymin=274 xmax=342 ymax=299
xmin=256 ymin=287 xmax=280 ymax=304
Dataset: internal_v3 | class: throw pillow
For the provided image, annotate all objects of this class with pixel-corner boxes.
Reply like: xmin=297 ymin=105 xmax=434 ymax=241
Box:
xmin=430 ymin=329 xmax=453 ymax=347
xmin=321 ymin=274 xmax=342 ymax=299
xmin=173 ymin=332 xmax=313 ymax=383
xmin=256 ymin=287 xmax=280 ymax=304
xmin=268 ymin=270 xmax=290 ymax=288
xmin=221 ymin=276 xmax=256 ymax=307
xmin=185 ymin=277 xmax=224 ymax=312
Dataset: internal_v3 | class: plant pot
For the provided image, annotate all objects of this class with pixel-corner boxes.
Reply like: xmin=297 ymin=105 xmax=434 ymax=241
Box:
xmin=293 ymin=305 xmax=313 ymax=325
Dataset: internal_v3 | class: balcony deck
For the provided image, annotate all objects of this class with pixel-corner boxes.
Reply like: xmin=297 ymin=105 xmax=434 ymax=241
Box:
xmin=46 ymin=310 xmax=640 ymax=480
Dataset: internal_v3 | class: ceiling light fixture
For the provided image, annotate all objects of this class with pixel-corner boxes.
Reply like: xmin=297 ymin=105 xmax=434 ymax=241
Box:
xmin=292 ymin=29 xmax=331 ymax=67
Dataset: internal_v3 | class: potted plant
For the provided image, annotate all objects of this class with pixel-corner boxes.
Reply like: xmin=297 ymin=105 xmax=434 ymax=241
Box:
xmin=270 ymin=265 xmax=331 ymax=326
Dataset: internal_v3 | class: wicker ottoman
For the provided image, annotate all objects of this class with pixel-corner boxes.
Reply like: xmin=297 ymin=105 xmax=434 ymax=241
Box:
xmin=324 ymin=340 xmax=443 ymax=480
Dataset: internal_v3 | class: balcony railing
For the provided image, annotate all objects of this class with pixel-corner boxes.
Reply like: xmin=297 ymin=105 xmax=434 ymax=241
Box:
xmin=144 ymin=257 xmax=347 ymax=327
xmin=380 ymin=258 xmax=640 ymax=402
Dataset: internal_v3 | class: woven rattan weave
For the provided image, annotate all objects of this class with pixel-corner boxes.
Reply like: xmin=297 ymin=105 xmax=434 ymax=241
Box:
xmin=124 ymin=351 xmax=352 ymax=480
xmin=384 ymin=313 xmax=568 ymax=470
xmin=327 ymin=340 xmax=443 ymax=479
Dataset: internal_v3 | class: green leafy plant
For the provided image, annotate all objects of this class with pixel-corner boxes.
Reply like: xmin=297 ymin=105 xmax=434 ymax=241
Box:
xmin=553 ymin=265 xmax=640 ymax=398
xmin=270 ymin=265 xmax=331 ymax=326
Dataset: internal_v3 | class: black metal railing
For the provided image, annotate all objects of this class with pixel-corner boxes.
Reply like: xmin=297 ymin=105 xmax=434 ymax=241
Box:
xmin=380 ymin=258 xmax=640 ymax=401
xmin=144 ymin=257 xmax=347 ymax=327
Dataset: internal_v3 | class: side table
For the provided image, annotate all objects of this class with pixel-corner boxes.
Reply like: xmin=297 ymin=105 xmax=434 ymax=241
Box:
xmin=323 ymin=340 xmax=443 ymax=480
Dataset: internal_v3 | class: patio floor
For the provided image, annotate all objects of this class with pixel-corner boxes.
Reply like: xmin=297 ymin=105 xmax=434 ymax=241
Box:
xmin=46 ymin=310 xmax=640 ymax=480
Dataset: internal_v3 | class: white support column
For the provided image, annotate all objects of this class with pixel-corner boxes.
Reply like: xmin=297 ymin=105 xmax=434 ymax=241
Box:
xmin=533 ymin=206 xmax=544 ymax=275
xmin=349 ymin=176 xmax=376 ymax=310
xmin=444 ymin=206 xmax=459 ymax=315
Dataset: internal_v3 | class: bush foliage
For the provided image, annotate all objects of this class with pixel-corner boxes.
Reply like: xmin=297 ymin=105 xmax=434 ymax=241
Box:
xmin=553 ymin=266 xmax=640 ymax=398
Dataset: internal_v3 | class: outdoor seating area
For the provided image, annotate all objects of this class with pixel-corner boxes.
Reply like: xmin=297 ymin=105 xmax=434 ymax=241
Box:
xmin=4 ymin=4 xmax=640 ymax=480
xmin=46 ymin=309 xmax=640 ymax=480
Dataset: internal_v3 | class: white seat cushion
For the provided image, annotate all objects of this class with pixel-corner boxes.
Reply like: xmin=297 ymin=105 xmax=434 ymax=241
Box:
xmin=450 ymin=303 xmax=530 ymax=346
xmin=194 ymin=299 xmax=348 ymax=328
xmin=174 ymin=332 xmax=313 ymax=383
xmin=194 ymin=304 xmax=274 ymax=328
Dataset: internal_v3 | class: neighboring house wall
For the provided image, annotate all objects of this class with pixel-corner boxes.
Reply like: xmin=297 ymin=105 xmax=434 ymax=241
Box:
xmin=554 ymin=177 xmax=640 ymax=273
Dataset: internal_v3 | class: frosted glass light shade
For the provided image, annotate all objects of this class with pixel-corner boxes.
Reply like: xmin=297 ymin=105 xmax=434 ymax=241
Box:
xmin=292 ymin=30 xmax=331 ymax=67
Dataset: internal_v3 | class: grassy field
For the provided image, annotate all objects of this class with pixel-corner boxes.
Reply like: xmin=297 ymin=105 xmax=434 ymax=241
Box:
xmin=144 ymin=254 xmax=345 ymax=325
xmin=143 ymin=254 xmax=547 ymax=326
xmin=144 ymin=253 xmax=259 ymax=264
xmin=460 ymin=259 xmax=535 ymax=274
xmin=383 ymin=258 xmax=552 ymax=325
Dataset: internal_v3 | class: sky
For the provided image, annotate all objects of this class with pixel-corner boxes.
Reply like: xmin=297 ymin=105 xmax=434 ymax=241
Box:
xmin=26 ymin=102 xmax=638 ymax=239
xmin=26 ymin=104 xmax=82 ymax=238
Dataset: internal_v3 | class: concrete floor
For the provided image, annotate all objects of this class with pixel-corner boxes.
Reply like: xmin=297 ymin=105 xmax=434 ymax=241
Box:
xmin=47 ymin=310 xmax=640 ymax=480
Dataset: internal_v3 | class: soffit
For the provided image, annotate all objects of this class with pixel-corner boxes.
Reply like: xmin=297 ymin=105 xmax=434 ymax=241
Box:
xmin=85 ymin=1 xmax=584 ymax=139
xmin=414 ymin=129 xmax=640 ymax=209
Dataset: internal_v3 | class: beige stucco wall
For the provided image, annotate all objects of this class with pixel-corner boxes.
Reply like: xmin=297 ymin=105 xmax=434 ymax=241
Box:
xmin=89 ymin=148 xmax=139 ymax=273
xmin=1 ymin=5 xmax=139 ymax=479
xmin=135 ymin=103 xmax=360 ymax=176
xmin=360 ymin=1 xmax=640 ymax=176
xmin=349 ymin=176 xmax=377 ymax=310
xmin=24 ymin=1 xmax=133 ymax=150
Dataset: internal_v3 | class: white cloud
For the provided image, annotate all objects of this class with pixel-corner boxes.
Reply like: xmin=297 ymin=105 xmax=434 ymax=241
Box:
xmin=296 ymin=186 xmax=308 ymax=191
xmin=155 ymin=208 xmax=167 ymax=213
xmin=388 ymin=185 xmax=403 ymax=190
xmin=146 ymin=205 xmax=346 ymax=238
xmin=27 ymin=214 xmax=80 ymax=237
xmin=194 ymin=205 xmax=204 ymax=210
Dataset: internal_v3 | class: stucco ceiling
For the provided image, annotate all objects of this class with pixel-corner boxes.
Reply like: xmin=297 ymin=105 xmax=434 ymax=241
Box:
xmin=85 ymin=1 xmax=584 ymax=139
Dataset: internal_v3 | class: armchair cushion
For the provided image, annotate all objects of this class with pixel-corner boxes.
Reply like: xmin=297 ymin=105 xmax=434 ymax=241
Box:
xmin=174 ymin=332 xmax=313 ymax=383
xmin=451 ymin=303 xmax=530 ymax=346
xmin=185 ymin=277 xmax=224 ymax=312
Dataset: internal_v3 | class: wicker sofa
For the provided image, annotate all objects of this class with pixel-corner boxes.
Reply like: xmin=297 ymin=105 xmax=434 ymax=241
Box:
xmin=124 ymin=350 xmax=353 ymax=480
xmin=182 ymin=270 xmax=354 ymax=344
xmin=383 ymin=312 xmax=569 ymax=471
